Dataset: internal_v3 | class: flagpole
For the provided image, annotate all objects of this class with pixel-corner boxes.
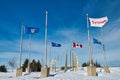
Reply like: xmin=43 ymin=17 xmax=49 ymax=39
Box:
xmin=55 ymin=57 xmax=56 ymax=72
xmin=49 ymin=42 xmax=51 ymax=67
xmin=65 ymin=50 xmax=68 ymax=72
xmin=19 ymin=22 xmax=24 ymax=68
xmin=28 ymin=34 xmax=32 ymax=73
xmin=70 ymin=48 xmax=73 ymax=69
xmin=70 ymin=49 xmax=72 ymax=68
xmin=44 ymin=11 xmax=48 ymax=67
xmin=86 ymin=14 xmax=92 ymax=66
xmin=101 ymin=28 xmax=107 ymax=66
xmin=72 ymin=52 xmax=75 ymax=69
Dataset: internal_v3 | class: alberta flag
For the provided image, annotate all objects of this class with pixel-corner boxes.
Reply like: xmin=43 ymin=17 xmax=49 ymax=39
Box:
xmin=51 ymin=42 xmax=61 ymax=47
xmin=93 ymin=38 xmax=102 ymax=45
xmin=24 ymin=26 xmax=40 ymax=34
xmin=89 ymin=16 xmax=108 ymax=27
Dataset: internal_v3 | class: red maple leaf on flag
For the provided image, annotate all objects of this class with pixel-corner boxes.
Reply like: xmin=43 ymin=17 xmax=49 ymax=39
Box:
xmin=72 ymin=42 xmax=82 ymax=48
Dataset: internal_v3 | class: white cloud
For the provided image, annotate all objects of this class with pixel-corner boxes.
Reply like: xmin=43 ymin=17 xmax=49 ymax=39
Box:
xmin=22 ymin=39 xmax=44 ymax=53
xmin=0 ymin=52 xmax=18 ymax=59
xmin=0 ymin=40 xmax=19 ymax=51
xmin=107 ymin=48 xmax=120 ymax=61
xmin=105 ymin=18 xmax=120 ymax=43
xmin=55 ymin=28 xmax=86 ymax=43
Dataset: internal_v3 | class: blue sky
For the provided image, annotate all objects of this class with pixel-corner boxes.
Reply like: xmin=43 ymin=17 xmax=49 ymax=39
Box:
xmin=0 ymin=0 xmax=120 ymax=68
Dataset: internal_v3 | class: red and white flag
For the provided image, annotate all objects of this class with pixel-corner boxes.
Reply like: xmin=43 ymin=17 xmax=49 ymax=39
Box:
xmin=72 ymin=42 xmax=82 ymax=48
xmin=89 ymin=16 xmax=108 ymax=27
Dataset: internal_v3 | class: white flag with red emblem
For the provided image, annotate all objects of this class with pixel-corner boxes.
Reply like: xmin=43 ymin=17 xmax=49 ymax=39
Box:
xmin=72 ymin=42 xmax=82 ymax=48
xmin=89 ymin=16 xmax=108 ymax=27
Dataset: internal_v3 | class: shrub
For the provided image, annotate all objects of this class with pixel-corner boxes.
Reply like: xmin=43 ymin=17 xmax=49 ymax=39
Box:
xmin=0 ymin=65 xmax=7 ymax=72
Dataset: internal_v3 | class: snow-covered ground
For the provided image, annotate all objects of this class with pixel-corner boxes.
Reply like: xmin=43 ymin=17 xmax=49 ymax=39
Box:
xmin=0 ymin=67 xmax=120 ymax=80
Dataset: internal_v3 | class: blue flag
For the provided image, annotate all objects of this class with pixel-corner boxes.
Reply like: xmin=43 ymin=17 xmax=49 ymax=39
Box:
xmin=24 ymin=26 xmax=40 ymax=34
xmin=51 ymin=42 xmax=61 ymax=47
xmin=93 ymin=38 xmax=102 ymax=45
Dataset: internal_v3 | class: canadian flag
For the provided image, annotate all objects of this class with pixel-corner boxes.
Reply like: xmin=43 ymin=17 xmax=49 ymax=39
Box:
xmin=72 ymin=42 xmax=82 ymax=48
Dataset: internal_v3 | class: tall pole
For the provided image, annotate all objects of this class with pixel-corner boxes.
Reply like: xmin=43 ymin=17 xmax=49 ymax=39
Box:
xmin=28 ymin=34 xmax=32 ymax=72
xmin=55 ymin=57 xmax=56 ymax=72
xmin=70 ymin=48 xmax=73 ymax=68
xmin=70 ymin=50 xmax=71 ymax=68
xmin=49 ymin=43 xmax=51 ymax=67
xmin=86 ymin=14 xmax=92 ymax=66
xmin=72 ymin=52 xmax=75 ymax=69
xmin=44 ymin=11 xmax=48 ymax=67
xmin=65 ymin=51 xmax=68 ymax=72
xmin=101 ymin=28 xmax=107 ymax=66
xmin=19 ymin=22 xmax=24 ymax=68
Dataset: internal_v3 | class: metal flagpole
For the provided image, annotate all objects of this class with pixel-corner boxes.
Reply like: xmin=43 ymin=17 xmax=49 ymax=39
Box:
xmin=55 ymin=57 xmax=56 ymax=72
xmin=40 ymin=11 xmax=49 ymax=78
xmin=70 ymin=48 xmax=73 ymax=68
xmin=86 ymin=14 xmax=92 ymax=66
xmin=70 ymin=49 xmax=71 ymax=68
xmin=19 ymin=22 xmax=24 ymax=68
xmin=65 ymin=51 xmax=68 ymax=72
xmin=49 ymin=42 xmax=51 ymax=67
xmin=101 ymin=28 xmax=107 ymax=66
xmin=72 ymin=52 xmax=75 ymax=69
xmin=28 ymin=34 xmax=32 ymax=73
xmin=44 ymin=11 xmax=48 ymax=67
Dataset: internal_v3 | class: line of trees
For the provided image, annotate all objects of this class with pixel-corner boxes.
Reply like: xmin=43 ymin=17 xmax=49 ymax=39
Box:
xmin=82 ymin=60 xmax=101 ymax=67
xmin=22 ymin=59 xmax=42 ymax=72
xmin=0 ymin=58 xmax=42 ymax=72
xmin=1 ymin=57 xmax=101 ymax=72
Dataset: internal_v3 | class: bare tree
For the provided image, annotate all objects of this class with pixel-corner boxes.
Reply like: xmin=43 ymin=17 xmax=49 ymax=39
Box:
xmin=8 ymin=58 xmax=17 ymax=72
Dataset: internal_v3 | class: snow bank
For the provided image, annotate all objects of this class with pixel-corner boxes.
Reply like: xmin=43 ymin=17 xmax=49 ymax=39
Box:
xmin=0 ymin=67 xmax=120 ymax=80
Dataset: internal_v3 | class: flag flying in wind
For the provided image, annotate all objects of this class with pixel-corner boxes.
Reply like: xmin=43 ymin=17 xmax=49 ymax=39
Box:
xmin=24 ymin=26 xmax=40 ymax=34
xmin=93 ymin=38 xmax=102 ymax=45
xmin=51 ymin=42 xmax=61 ymax=47
xmin=89 ymin=16 xmax=108 ymax=27
xmin=72 ymin=42 xmax=82 ymax=48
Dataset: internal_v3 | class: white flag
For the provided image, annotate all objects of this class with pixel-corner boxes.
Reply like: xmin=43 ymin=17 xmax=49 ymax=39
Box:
xmin=89 ymin=16 xmax=108 ymax=27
